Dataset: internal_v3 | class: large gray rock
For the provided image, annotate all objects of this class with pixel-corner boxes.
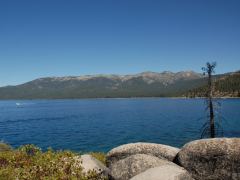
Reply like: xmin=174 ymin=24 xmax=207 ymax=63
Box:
xmin=176 ymin=138 xmax=240 ymax=180
xmin=80 ymin=154 xmax=108 ymax=173
xmin=106 ymin=142 xmax=179 ymax=167
xmin=130 ymin=165 xmax=194 ymax=180
xmin=74 ymin=154 xmax=109 ymax=176
xmin=109 ymin=153 xmax=177 ymax=180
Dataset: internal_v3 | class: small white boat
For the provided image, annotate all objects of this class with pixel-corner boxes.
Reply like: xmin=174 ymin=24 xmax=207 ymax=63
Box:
xmin=16 ymin=103 xmax=21 ymax=106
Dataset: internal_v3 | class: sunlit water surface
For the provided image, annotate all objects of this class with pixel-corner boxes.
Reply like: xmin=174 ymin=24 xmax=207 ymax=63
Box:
xmin=0 ymin=98 xmax=239 ymax=152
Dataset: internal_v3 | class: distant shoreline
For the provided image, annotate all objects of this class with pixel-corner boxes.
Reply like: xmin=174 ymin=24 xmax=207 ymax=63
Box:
xmin=0 ymin=96 xmax=239 ymax=101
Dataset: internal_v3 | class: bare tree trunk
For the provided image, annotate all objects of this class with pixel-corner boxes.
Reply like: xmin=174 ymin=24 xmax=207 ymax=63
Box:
xmin=202 ymin=62 xmax=216 ymax=138
xmin=209 ymin=99 xmax=215 ymax=138
xmin=207 ymin=64 xmax=215 ymax=138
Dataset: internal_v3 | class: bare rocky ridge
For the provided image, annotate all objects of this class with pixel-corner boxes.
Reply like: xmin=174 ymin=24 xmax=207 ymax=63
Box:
xmin=0 ymin=71 xmax=205 ymax=99
xmin=33 ymin=71 xmax=201 ymax=85
xmin=0 ymin=70 xmax=238 ymax=99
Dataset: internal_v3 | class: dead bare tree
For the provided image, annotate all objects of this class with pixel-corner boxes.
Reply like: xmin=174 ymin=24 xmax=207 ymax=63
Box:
xmin=201 ymin=62 xmax=217 ymax=138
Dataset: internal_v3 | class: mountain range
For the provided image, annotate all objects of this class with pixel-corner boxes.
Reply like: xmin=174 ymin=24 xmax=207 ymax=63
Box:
xmin=0 ymin=71 xmax=239 ymax=99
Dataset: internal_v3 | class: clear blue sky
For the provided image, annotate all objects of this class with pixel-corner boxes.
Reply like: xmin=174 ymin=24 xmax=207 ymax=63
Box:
xmin=0 ymin=0 xmax=240 ymax=87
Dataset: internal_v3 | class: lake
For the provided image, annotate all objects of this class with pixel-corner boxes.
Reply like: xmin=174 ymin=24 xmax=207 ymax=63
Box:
xmin=0 ymin=98 xmax=239 ymax=152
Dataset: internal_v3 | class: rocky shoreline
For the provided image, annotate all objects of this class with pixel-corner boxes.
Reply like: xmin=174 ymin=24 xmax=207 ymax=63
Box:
xmin=81 ymin=138 xmax=240 ymax=180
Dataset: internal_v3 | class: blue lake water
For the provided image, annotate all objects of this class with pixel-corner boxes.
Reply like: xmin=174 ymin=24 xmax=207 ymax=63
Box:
xmin=0 ymin=98 xmax=239 ymax=152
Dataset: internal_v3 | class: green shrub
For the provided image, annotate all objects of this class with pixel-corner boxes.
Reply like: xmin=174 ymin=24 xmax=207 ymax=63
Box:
xmin=18 ymin=144 xmax=42 ymax=156
xmin=0 ymin=143 xmax=12 ymax=152
xmin=0 ymin=144 xmax=107 ymax=180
